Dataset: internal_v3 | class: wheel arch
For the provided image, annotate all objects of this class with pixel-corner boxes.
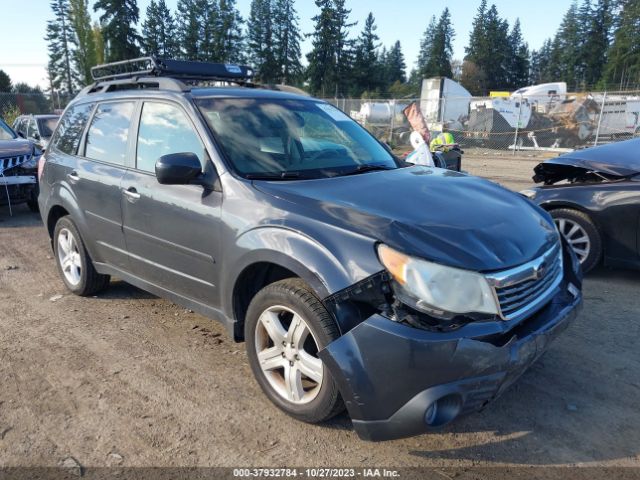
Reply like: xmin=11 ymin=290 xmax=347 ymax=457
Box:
xmin=225 ymin=228 xmax=365 ymax=341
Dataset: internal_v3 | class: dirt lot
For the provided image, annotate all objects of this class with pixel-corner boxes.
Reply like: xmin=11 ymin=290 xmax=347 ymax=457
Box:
xmin=0 ymin=155 xmax=639 ymax=471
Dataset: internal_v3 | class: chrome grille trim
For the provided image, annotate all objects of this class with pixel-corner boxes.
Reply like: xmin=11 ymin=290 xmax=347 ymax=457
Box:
xmin=485 ymin=243 xmax=563 ymax=322
xmin=0 ymin=154 xmax=31 ymax=175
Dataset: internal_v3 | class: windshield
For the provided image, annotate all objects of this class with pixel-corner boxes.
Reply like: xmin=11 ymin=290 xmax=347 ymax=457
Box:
xmin=38 ymin=117 xmax=60 ymax=138
xmin=195 ymin=98 xmax=397 ymax=179
xmin=0 ymin=119 xmax=16 ymax=140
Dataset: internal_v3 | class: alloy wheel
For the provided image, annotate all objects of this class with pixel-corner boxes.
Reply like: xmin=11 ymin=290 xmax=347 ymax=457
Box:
xmin=555 ymin=217 xmax=591 ymax=263
xmin=57 ymin=228 xmax=82 ymax=286
xmin=254 ymin=305 xmax=323 ymax=404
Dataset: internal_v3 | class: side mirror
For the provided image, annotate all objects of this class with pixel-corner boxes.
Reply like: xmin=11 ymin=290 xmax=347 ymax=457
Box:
xmin=156 ymin=152 xmax=203 ymax=185
xmin=17 ymin=131 xmax=25 ymax=138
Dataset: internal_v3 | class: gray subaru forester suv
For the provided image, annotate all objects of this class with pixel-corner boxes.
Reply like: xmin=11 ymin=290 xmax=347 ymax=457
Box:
xmin=38 ymin=58 xmax=583 ymax=441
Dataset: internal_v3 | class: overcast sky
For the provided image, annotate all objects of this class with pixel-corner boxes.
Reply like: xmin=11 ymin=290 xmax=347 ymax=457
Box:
xmin=0 ymin=0 xmax=573 ymax=89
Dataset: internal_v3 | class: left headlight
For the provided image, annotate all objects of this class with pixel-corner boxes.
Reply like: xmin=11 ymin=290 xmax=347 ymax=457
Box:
xmin=377 ymin=244 xmax=499 ymax=318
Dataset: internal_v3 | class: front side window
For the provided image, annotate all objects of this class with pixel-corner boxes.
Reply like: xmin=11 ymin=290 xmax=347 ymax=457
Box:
xmin=136 ymin=102 xmax=206 ymax=173
xmin=15 ymin=118 xmax=26 ymax=137
xmin=27 ymin=118 xmax=38 ymax=138
xmin=51 ymin=102 xmax=94 ymax=155
xmin=85 ymin=101 xmax=135 ymax=165
xmin=195 ymin=98 xmax=397 ymax=179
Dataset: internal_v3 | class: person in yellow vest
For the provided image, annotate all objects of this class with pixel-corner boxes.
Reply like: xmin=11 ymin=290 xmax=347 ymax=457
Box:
xmin=429 ymin=132 xmax=456 ymax=152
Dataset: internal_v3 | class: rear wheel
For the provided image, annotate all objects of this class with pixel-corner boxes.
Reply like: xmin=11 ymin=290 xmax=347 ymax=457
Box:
xmin=245 ymin=278 xmax=343 ymax=423
xmin=53 ymin=216 xmax=110 ymax=295
xmin=550 ymin=208 xmax=602 ymax=273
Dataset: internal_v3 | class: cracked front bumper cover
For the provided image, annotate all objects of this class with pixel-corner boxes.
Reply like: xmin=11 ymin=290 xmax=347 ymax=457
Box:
xmin=319 ymin=284 xmax=582 ymax=441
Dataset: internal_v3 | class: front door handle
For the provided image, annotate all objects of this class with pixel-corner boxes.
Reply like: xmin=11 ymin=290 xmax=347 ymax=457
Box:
xmin=67 ymin=171 xmax=80 ymax=183
xmin=123 ymin=187 xmax=141 ymax=201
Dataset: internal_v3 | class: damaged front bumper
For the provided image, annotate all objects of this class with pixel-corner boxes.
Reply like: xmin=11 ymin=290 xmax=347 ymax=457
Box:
xmin=319 ymin=281 xmax=582 ymax=441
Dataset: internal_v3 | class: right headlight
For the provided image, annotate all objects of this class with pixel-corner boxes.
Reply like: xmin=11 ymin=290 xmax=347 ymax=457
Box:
xmin=377 ymin=244 xmax=499 ymax=318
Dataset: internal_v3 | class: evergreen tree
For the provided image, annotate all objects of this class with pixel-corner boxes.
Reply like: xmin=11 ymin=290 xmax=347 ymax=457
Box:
xmin=272 ymin=0 xmax=303 ymax=84
xmin=507 ymin=19 xmax=530 ymax=89
xmin=580 ymin=0 xmax=613 ymax=88
xmin=351 ymin=13 xmax=381 ymax=96
xmin=142 ymin=0 xmax=179 ymax=58
xmin=0 ymin=70 xmax=12 ymax=93
xmin=462 ymin=3 xmax=510 ymax=93
xmin=214 ymin=0 xmax=245 ymax=63
xmin=94 ymin=0 xmax=141 ymax=61
xmin=529 ymin=39 xmax=553 ymax=84
xmin=176 ymin=0 xmax=203 ymax=60
xmin=247 ymin=0 xmax=278 ymax=81
xmin=45 ymin=0 xmax=77 ymax=95
xmin=416 ymin=16 xmax=436 ymax=78
xmin=602 ymin=0 xmax=640 ymax=89
xmin=69 ymin=0 xmax=97 ymax=86
xmin=200 ymin=0 xmax=220 ymax=61
xmin=547 ymin=2 xmax=582 ymax=89
xmin=417 ymin=9 xmax=455 ymax=79
xmin=333 ymin=0 xmax=356 ymax=96
xmin=93 ymin=22 xmax=105 ymax=65
xmin=386 ymin=41 xmax=407 ymax=84
xmin=306 ymin=0 xmax=338 ymax=96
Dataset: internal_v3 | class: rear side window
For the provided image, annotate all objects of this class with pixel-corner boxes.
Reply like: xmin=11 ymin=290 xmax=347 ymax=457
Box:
xmin=85 ymin=101 xmax=135 ymax=165
xmin=136 ymin=102 xmax=206 ymax=173
xmin=51 ymin=103 xmax=94 ymax=155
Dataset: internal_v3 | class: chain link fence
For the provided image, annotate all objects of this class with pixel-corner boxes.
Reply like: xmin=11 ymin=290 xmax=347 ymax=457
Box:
xmin=325 ymin=90 xmax=640 ymax=155
xmin=3 ymin=90 xmax=638 ymax=155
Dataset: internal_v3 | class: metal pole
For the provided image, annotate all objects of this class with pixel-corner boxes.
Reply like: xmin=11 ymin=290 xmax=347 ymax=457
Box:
xmin=594 ymin=91 xmax=606 ymax=146
xmin=389 ymin=100 xmax=395 ymax=145
xmin=513 ymin=94 xmax=523 ymax=155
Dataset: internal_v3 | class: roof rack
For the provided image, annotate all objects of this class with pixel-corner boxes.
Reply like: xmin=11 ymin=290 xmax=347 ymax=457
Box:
xmin=90 ymin=57 xmax=255 ymax=83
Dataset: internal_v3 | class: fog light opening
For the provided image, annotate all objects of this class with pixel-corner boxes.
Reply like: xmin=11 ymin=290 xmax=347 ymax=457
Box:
xmin=424 ymin=394 xmax=462 ymax=427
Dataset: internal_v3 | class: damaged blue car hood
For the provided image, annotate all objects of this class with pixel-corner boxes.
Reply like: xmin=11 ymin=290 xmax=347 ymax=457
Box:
xmin=254 ymin=166 xmax=559 ymax=272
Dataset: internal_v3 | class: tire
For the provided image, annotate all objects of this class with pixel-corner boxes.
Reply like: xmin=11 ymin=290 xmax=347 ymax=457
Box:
xmin=53 ymin=216 xmax=110 ymax=296
xmin=245 ymin=278 xmax=344 ymax=423
xmin=549 ymin=208 xmax=602 ymax=273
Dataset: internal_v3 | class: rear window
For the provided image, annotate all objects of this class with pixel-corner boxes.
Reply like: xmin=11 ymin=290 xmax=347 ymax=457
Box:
xmin=51 ymin=103 xmax=94 ymax=155
xmin=38 ymin=117 xmax=59 ymax=137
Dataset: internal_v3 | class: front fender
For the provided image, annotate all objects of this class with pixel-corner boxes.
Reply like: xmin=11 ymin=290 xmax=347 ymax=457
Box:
xmin=221 ymin=226 xmax=380 ymax=330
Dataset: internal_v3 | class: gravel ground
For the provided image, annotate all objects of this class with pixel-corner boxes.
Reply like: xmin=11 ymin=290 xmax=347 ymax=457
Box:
xmin=0 ymin=155 xmax=639 ymax=471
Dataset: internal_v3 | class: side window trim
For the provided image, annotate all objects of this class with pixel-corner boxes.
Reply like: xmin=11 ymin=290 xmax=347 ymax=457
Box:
xmin=77 ymin=102 xmax=99 ymax=157
xmin=134 ymin=99 xmax=209 ymax=174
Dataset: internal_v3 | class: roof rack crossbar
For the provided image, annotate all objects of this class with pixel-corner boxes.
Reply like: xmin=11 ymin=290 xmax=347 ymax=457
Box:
xmin=91 ymin=57 xmax=255 ymax=83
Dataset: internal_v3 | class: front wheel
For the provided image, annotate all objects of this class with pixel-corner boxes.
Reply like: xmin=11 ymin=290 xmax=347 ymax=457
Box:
xmin=550 ymin=208 xmax=602 ymax=273
xmin=245 ymin=278 xmax=344 ymax=423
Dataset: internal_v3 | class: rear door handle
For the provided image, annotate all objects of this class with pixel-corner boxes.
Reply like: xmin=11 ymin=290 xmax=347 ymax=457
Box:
xmin=67 ymin=171 xmax=80 ymax=183
xmin=123 ymin=187 xmax=141 ymax=201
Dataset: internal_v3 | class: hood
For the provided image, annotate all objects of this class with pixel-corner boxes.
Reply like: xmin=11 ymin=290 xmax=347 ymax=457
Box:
xmin=254 ymin=166 xmax=558 ymax=272
xmin=534 ymin=138 xmax=640 ymax=183
xmin=0 ymin=139 xmax=33 ymax=158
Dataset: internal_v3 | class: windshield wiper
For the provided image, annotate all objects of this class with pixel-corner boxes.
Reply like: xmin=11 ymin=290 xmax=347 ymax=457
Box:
xmin=338 ymin=164 xmax=394 ymax=177
xmin=245 ymin=171 xmax=304 ymax=180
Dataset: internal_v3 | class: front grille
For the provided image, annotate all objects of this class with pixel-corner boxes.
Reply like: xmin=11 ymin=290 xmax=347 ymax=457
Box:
xmin=0 ymin=154 xmax=31 ymax=175
xmin=486 ymin=244 xmax=563 ymax=322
